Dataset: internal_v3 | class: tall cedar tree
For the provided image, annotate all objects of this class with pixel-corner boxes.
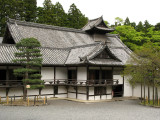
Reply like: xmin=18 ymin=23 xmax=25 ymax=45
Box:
xmin=24 ymin=0 xmax=37 ymax=22
xmin=53 ymin=2 xmax=67 ymax=27
xmin=136 ymin=21 xmax=144 ymax=32
xmin=123 ymin=42 xmax=160 ymax=105
xmin=68 ymin=3 xmax=88 ymax=29
xmin=124 ymin=17 xmax=130 ymax=26
xmin=13 ymin=38 xmax=44 ymax=100
xmin=144 ymin=20 xmax=151 ymax=33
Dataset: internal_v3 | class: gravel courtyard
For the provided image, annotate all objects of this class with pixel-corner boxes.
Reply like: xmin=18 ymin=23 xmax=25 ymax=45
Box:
xmin=0 ymin=99 xmax=160 ymax=120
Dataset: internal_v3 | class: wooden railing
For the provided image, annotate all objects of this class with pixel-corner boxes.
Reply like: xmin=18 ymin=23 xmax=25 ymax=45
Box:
xmin=0 ymin=79 xmax=119 ymax=87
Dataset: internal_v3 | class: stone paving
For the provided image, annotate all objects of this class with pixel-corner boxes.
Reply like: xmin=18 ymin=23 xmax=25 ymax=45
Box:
xmin=0 ymin=99 xmax=160 ymax=120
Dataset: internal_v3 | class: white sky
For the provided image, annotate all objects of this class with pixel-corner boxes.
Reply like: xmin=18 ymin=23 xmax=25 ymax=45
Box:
xmin=37 ymin=0 xmax=160 ymax=25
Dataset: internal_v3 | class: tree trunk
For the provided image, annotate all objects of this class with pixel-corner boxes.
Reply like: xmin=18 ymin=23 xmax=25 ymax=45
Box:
xmin=148 ymin=86 xmax=150 ymax=104
xmin=144 ymin=79 xmax=145 ymax=105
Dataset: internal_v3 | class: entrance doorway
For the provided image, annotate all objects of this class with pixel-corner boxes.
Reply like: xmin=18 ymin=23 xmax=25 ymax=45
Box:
xmin=112 ymin=85 xmax=123 ymax=97
xmin=68 ymin=70 xmax=77 ymax=84
xmin=0 ymin=70 xmax=6 ymax=85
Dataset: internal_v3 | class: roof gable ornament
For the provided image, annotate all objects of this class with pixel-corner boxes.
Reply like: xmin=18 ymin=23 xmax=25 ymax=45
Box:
xmin=82 ymin=16 xmax=114 ymax=34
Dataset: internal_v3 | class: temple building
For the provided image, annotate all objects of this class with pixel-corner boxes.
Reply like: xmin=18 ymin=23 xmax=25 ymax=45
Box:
xmin=0 ymin=17 xmax=136 ymax=100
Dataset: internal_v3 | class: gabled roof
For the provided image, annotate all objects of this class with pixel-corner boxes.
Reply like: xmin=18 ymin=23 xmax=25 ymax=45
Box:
xmin=4 ymin=19 xmax=94 ymax=48
xmin=0 ymin=18 xmax=133 ymax=66
xmin=82 ymin=16 xmax=114 ymax=33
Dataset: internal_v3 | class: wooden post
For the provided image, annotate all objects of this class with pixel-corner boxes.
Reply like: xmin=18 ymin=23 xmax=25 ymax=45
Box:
xmin=27 ymin=97 xmax=29 ymax=106
xmin=158 ymin=98 xmax=159 ymax=106
xmin=148 ymin=86 xmax=150 ymax=104
xmin=146 ymin=96 xmax=148 ymax=104
xmin=76 ymin=86 xmax=78 ymax=99
xmin=14 ymin=95 xmax=15 ymax=101
xmin=144 ymin=79 xmax=146 ymax=105
xmin=46 ymin=96 xmax=47 ymax=104
xmin=44 ymin=97 xmax=46 ymax=105
xmin=54 ymin=67 xmax=56 ymax=84
xmin=141 ymin=79 xmax=142 ymax=103
xmin=7 ymin=96 xmax=9 ymax=105
xmin=37 ymin=95 xmax=38 ymax=102
xmin=34 ymin=96 xmax=36 ymax=106
xmin=0 ymin=96 xmax=1 ymax=104
xmin=11 ymin=97 xmax=12 ymax=105
xmin=86 ymin=86 xmax=89 ymax=100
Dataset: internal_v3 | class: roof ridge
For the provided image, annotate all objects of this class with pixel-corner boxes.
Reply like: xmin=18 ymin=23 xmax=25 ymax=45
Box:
xmin=8 ymin=19 xmax=86 ymax=34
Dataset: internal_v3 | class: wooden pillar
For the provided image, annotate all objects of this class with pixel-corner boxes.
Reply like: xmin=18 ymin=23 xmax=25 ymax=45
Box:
xmin=123 ymin=67 xmax=124 ymax=97
xmin=87 ymin=66 xmax=89 ymax=81
xmin=141 ymin=79 xmax=142 ymax=103
xmin=86 ymin=86 xmax=89 ymax=100
xmin=100 ymin=67 xmax=102 ymax=84
xmin=53 ymin=86 xmax=55 ymax=97
xmin=54 ymin=67 xmax=56 ymax=84
xmin=39 ymin=88 xmax=42 ymax=96
xmin=6 ymin=66 xmax=9 ymax=85
xmin=76 ymin=86 xmax=78 ymax=99
xmin=144 ymin=79 xmax=146 ymax=105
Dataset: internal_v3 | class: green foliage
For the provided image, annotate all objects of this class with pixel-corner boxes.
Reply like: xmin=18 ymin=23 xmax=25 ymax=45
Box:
xmin=124 ymin=17 xmax=130 ymax=26
xmin=123 ymin=42 xmax=160 ymax=87
xmin=23 ymin=0 xmax=37 ymax=22
xmin=154 ymin=23 xmax=160 ymax=31
xmin=68 ymin=3 xmax=88 ymax=29
xmin=136 ymin=21 xmax=144 ymax=32
xmin=115 ymin=17 xmax=123 ymax=26
xmin=13 ymin=38 xmax=44 ymax=93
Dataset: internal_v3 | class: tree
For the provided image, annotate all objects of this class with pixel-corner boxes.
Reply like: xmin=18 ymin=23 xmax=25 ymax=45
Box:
xmin=115 ymin=17 xmax=123 ymax=26
xmin=130 ymin=22 xmax=136 ymax=29
xmin=124 ymin=17 xmax=130 ymax=26
xmin=23 ymin=0 xmax=37 ymax=22
xmin=68 ymin=3 xmax=88 ymax=29
xmin=123 ymin=42 xmax=160 ymax=105
xmin=13 ymin=38 xmax=44 ymax=100
xmin=144 ymin=20 xmax=151 ymax=33
xmin=53 ymin=2 xmax=67 ymax=27
xmin=136 ymin=21 xmax=144 ymax=32
xmin=113 ymin=25 xmax=150 ymax=50
xmin=154 ymin=22 xmax=160 ymax=31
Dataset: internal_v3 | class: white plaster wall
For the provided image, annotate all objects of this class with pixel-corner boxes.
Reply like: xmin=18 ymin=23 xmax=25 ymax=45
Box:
xmin=133 ymin=85 xmax=160 ymax=99
xmin=68 ymin=93 xmax=76 ymax=99
xmin=77 ymin=67 xmax=87 ymax=81
xmin=56 ymin=67 xmax=67 ymax=79
xmin=58 ymin=86 xmax=67 ymax=93
xmin=95 ymin=96 xmax=100 ymax=100
xmin=107 ymin=86 xmax=112 ymax=99
xmin=113 ymin=75 xmax=123 ymax=84
xmin=41 ymin=86 xmax=53 ymax=95
xmin=41 ymin=67 xmax=54 ymax=81
xmin=0 ymin=88 xmax=6 ymax=97
xmin=78 ymin=94 xmax=86 ymax=100
xmin=28 ymin=89 xmax=39 ymax=95
xmin=94 ymin=34 xmax=107 ymax=42
xmin=89 ymin=87 xmax=94 ymax=95
xmin=8 ymin=88 xmax=23 ymax=96
xmin=78 ymin=87 xmax=86 ymax=94
xmin=123 ymin=77 xmax=132 ymax=97
xmin=101 ymin=95 xmax=107 ymax=100
xmin=89 ymin=96 xmax=94 ymax=100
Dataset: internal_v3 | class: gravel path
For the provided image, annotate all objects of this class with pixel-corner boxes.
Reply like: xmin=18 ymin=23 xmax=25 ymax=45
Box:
xmin=0 ymin=99 xmax=160 ymax=120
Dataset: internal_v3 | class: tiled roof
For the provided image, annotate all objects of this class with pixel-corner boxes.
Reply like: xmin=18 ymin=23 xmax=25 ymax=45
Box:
xmin=7 ymin=19 xmax=94 ymax=48
xmin=0 ymin=18 xmax=133 ymax=66
xmin=0 ymin=44 xmax=69 ymax=65
xmin=82 ymin=16 xmax=114 ymax=32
